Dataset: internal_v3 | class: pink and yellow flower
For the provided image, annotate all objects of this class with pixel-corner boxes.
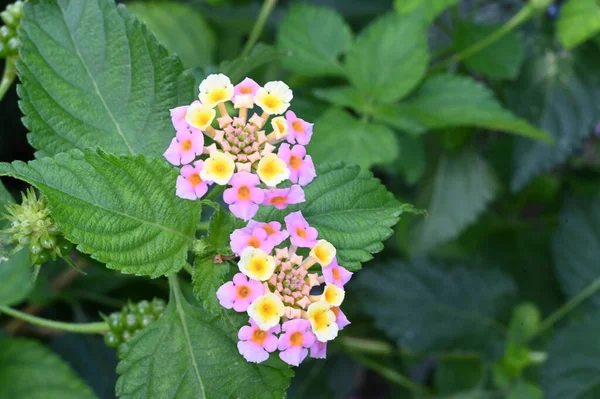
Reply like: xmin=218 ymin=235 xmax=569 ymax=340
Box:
xmin=284 ymin=211 xmax=318 ymax=248
xmin=263 ymin=185 xmax=305 ymax=210
xmin=310 ymin=341 xmax=327 ymax=359
xmin=230 ymin=224 xmax=273 ymax=255
xmin=247 ymin=293 xmax=285 ymax=330
xmin=237 ymin=318 xmax=280 ymax=363
xmin=216 ymin=273 xmax=264 ymax=312
xmin=277 ymin=144 xmax=316 ymax=186
xmin=238 ymin=247 xmax=276 ymax=281
xmin=199 ymin=73 xmax=234 ymax=106
xmin=163 ymin=129 xmax=204 ymax=166
xmin=234 ymin=77 xmax=261 ymax=101
xmin=322 ymin=257 xmax=353 ymax=287
xmin=176 ymin=161 xmax=212 ymax=200
xmin=223 ymin=172 xmax=265 ymax=221
xmin=307 ymin=301 xmax=339 ymax=342
xmin=285 ymin=111 xmax=313 ymax=146
xmin=257 ymin=153 xmax=290 ymax=187
xmin=247 ymin=221 xmax=289 ymax=249
xmin=278 ymin=319 xmax=315 ymax=366
xmin=200 ymin=151 xmax=235 ymax=185
xmin=255 ymin=81 xmax=293 ymax=115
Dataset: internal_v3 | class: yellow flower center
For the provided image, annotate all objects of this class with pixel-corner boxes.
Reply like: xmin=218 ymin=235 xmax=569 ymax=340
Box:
xmin=275 ymin=119 xmax=286 ymax=132
xmin=237 ymin=285 xmax=251 ymax=298
xmin=180 ymin=140 xmax=193 ymax=152
xmin=250 ymin=329 xmax=267 ymax=345
xmin=257 ymin=301 xmax=276 ymax=319
xmin=237 ymin=185 xmax=251 ymax=201
xmin=249 ymin=257 xmax=268 ymax=276
xmin=210 ymin=159 xmax=230 ymax=178
xmin=314 ymin=246 xmax=328 ymax=263
xmin=325 ymin=287 xmax=337 ymax=304
xmin=311 ymin=308 xmax=330 ymax=331
xmin=209 ymin=88 xmax=228 ymax=104
xmin=289 ymin=155 xmax=302 ymax=171
xmin=263 ymin=94 xmax=282 ymax=110
xmin=290 ymin=332 xmax=304 ymax=347
xmin=188 ymin=173 xmax=202 ymax=187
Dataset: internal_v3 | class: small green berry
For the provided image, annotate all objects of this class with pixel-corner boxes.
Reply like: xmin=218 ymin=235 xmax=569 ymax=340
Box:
xmin=140 ymin=314 xmax=155 ymax=328
xmin=32 ymin=251 xmax=50 ymax=265
xmin=29 ymin=242 xmax=43 ymax=255
xmin=57 ymin=238 xmax=74 ymax=256
xmin=151 ymin=298 xmax=166 ymax=315
xmin=108 ymin=313 xmax=123 ymax=330
xmin=124 ymin=313 xmax=138 ymax=330
xmin=103 ymin=331 xmax=120 ymax=348
xmin=40 ymin=234 xmax=57 ymax=249
xmin=122 ymin=330 xmax=132 ymax=343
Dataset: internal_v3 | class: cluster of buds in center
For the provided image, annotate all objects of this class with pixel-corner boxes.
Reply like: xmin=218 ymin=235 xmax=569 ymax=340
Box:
xmin=164 ymin=74 xmax=316 ymax=221
xmin=216 ymin=211 xmax=353 ymax=366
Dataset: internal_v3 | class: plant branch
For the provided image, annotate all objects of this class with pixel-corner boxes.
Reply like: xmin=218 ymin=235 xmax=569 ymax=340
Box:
xmin=241 ymin=0 xmax=278 ymax=58
xmin=529 ymin=275 xmax=600 ymax=341
xmin=205 ymin=184 xmax=225 ymax=201
xmin=0 ymin=305 xmax=108 ymax=334
xmin=0 ymin=55 xmax=17 ymax=102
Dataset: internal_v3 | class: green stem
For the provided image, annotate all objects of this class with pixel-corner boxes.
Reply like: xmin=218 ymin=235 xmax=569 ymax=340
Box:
xmin=429 ymin=4 xmax=534 ymax=74
xmin=182 ymin=262 xmax=194 ymax=275
xmin=0 ymin=305 xmax=108 ymax=334
xmin=197 ymin=222 xmax=209 ymax=231
xmin=530 ymin=275 xmax=600 ymax=341
xmin=240 ymin=0 xmax=278 ymax=58
xmin=342 ymin=336 xmax=396 ymax=356
xmin=0 ymin=55 xmax=17 ymax=102
xmin=205 ymin=185 xmax=225 ymax=201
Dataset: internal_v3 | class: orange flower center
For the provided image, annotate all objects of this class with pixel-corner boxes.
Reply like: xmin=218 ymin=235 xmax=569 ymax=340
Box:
xmin=290 ymin=331 xmax=304 ymax=347
xmin=289 ymin=155 xmax=302 ymax=171
xmin=238 ymin=185 xmax=251 ymax=200
xmin=332 ymin=268 xmax=341 ymax=281
xmin=180 ymin=140 xmax=193 ymax=151
xmin=292 ymin=120 xmax=304 ymax=133
xmin=188 ymin=173 xmax=202 ymax=187
xmin=240 ymin=86 xmax=253 ymax=95
xmin=332 ymin=306 xmax=340 ymax=317
xmin=270 ymin=196 xmax=287 ymax=206
xmin=296 ymin=228 xmax=307 ymax=238
xmin=263 ymin=224 xmax=276 ymax=235
xmin=247 ymin=236 xmax=261 ymax=248
xmin=237 ymin=285 xmax=250 ymax=298
xmin=251 ymin=329 xmax=267 ymax=345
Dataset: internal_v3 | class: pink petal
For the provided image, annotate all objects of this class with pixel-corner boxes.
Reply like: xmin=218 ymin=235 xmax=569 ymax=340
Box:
xmin=310 ymin=341 xmax=327 ymax=359
xmin=238 ymin=341 xmax=269 ymax=363
xmin=176 ymin=177 xmax=196 ymax=200
xmin=216 ymin=281 xmax=236 ymax=309
xmin=163 ymin=138 xmax=182 ymax=166
xmin=263 ymin=334 xmax=279 ymax=352
xmin=223 ymin=187 xmax=238 ymax=205
xmin=238 ymin=325 xmax=254 ymax=340
xmin=279 ymin=347 xmax=308 ymax=367
xmin=230 ymin=201 xmax=259 ymax=221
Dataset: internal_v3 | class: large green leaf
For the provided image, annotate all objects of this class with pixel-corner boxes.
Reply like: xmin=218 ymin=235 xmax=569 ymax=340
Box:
xmin=541 ymin=313 xmax=600 ymax=399
xmin=453 ymin=21 xmax=524 ymax=80
xmin=553 ymin=197 xmax=600 ymax=307
xmin=127 ymin=2 xmax=215 ymax=68
xmin=0 ymin=150 xmax=200 ymax=278
xmin=256 ymin=163 xmax=415 ymax=271
xmin=557 ymin=0 xmax=600 ymax=49
xmin=345 ymin=13 xmax=429 ymax=103
xmin=355 ymin=259 xmax=516 ymax=353
xmin=218 ymin=44 xmax=281 ymax=84
xmin=0 ymin=338 xmax=97 ymax=398
xmin=277 ymin=4 xmax=352 ymax=77
xmin=376 ymin=74 xmax=552 ymax=143
xmin=308 ymin=108 xmax=399 ymax=169
xmin=19 ymin=0 xmax=193 ymax=158
xmin=507 ymin=47 xmax=600 ymax=190
xmin=394 ymin=0 xmax=459 ymax=23
xmin=410 ymin=151 xmax=499 ymax=254
xmin=116 ymin=277 xmax=293 ymax=399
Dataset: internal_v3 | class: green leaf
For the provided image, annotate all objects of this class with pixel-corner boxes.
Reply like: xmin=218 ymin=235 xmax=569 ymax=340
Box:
xmin=507 ymin=47 xmax=600 ymax=191
xmin=435 ymin=355 xmax=485 ymax=396
xmin=541 ymin=313 xmax=600 ymax=399
xmin=0 ymin=180 xmax=13 ymax=239
xmin=453 ymin=21 xmax=524 ymax=79
xmin=508 ymin=382 xmax=542 ymax=399
xmin=307 ymin=108 xmax=399 ymax=169
xmin=356 ymin=259 xmax=516 ymax=353
xmin=218 ymin=43 xmax=281 ymax=84
xmin=277 ymin=4 xmax=352 ymax=77
xmin=370 ymin=103 xmax=427 ymax=136
xmin=312 ymin=86 xmax=368 ymax=113
xmin=192 ymin=256 xmax=231 ymax=316
xmin=384 ymin=74 xmax=552 ymax=143
xmin=205 ymin=206 xmax=244 ymax=256
xmin=345 ymin=13 xmax=429 ymax=103
xmin=256 ymin=163 xmax=414 ymax=271
xmin=127 ymin=2 xmax=215 ymax=68
xmin=117 ymin=277 xmax=293 ymax=399
xmin=0 ymin=249 xmax=32 ymax=306
xmin=0 ymin=150 xmax=200 ymax=278
xmin=0 ymin=338 xmax=97 ymax=398
xmin=19 ymin=0 xmax=192 ymax=158
xmin=410 ymin=151 xmax=499 ymax=254
xmin=394 ymin=0 xmax=459 ymax=23
xmin=557 ymin=0 xmax=600 ymax=49
xmin=553 ymin=196 xmax=600 ymax=307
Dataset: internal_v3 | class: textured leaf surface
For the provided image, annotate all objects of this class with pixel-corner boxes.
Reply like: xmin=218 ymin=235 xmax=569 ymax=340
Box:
xmin=127 ymin=2 xmax=215 ymax=68
xmin=256 ymin=163 xmax=413 ymax=271
xmin=277 ymin=4 xmax=352 ymax=77
xmin=0 ymin=150 xmax=200 ymax=278
xmin=394 ymin=0 xmax=459 ymax=23
xmin=507 ymin=48 xmax=600 ymax=190
xmin=312 ymin=86 xmax=368 ymax=113
xmin=19 ymin=0 xmax=192 ymax=158
xmin=345 ymin=13 xmax=429 ymax=103
xmin=116 ymin=278 xmax=293 ymax=399
xmin=308 ymin=108 xmax=399 ymax=169
xmin=411 ymin=151 xmax=499 ymax=254
xmin=392 ymin=74 xmax=551 ymax=142
xmin=454 ymin=21 xmax=524 ymax=79
xmin=0 ymin=338 xmax=97 ymax=398
xmin=553 ymin=197 xmax=600 ymax=307
xmin=557 ymin=0 xmax=600 ymax=49
xmin=541 ymin=314 xmax=600 ymax=399
xmin=355 ymin=259 xmax=516 ymax=353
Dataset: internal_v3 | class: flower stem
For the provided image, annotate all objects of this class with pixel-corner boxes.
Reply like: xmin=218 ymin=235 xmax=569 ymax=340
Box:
xmin=0 ymin=305 xmax=108 ymax=334
xmin=429 ymin=4 xmax=534 ymax=74
xmin=0 ymin=55 xmax=18 ymax=102
xmin=241 ymin=0 xmax=278 ymax=58
xmin=205 ymin=184 xmax=225 ymax=201
xmin=529 ymin=275 xmax=600 ymax=341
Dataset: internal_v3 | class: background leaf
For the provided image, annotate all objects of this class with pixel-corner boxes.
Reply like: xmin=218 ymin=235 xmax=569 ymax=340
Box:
xmin=19 ymin=0 xmax=193 ymax=158
xmin=116 ymin=278 xmax=293 ymax=399
xmin=345 ymin=12 xmax=429 ymax=103
xmin=127 ymin=2 xmax=215 ymax=68
xmin=308 ymin=108 xmax=399 ymax=169
xmin=394 ymin=0 xmax=459 ymax=24
xmin=0 ymin=150 xmax=200 ymax=278
xmin=355 ymin=259 xmax=517 ymax=353
xmin=256 ymin=163 xmax=416 ymax=271
xmin=0 ymin=338 xmax=97 ymax=398
xmin=277 ymin=4 xmax=352 ymax=77
xmin=218 ymin=43 xmax=281 ymax=83
xmin=557 ymin=0 xmax=600 ymax=49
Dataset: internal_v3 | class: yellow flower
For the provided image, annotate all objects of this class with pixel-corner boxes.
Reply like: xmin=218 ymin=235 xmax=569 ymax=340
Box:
xmin=309 ymin=240 xmax=336 ymax=267
xmin=199 ymin=74 xmax=234 ymax=106
xmin=248 ymin=293 xmax=285 ymax=330
xmin=200 ymin=151 xmax=235 ymax=185
xmin=185 ymin=103 xmax=216 ymax=130
xmin=322 ymin=284 xmax=345 ymax=307
xmin=238 ymin=247 xmax=276 ymax=281
xmin=257 ymin=153 xmax=290 ymax=187
xmin=270 ymin=116 xmax=289 ymax=141
xmin=255 ymin=81 xmax=293 ymax=115
xmin=307 ymin=301 xmax=339 ymax=342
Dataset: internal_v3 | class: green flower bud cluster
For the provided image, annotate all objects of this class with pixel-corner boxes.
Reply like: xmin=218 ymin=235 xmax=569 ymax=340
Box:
xmin=3 ymin=188 xmax=72 ymax=265
xmin=103 ymin=299 xmax=167 ymax=354
xmin=0 ymin=1 xmax=24 ymax=58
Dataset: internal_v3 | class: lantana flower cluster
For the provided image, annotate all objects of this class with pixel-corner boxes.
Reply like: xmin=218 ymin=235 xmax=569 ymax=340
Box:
xmin=164 ymin=74 xmax=316 ymax=220
xmin=216 ymin=211 xmax=353 ymax=366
